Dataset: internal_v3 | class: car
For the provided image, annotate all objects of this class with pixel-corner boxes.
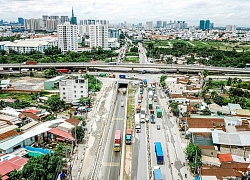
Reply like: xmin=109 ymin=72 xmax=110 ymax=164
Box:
xmin=121 ymin=101 xmax=124 ymax=107
xmin=157 ymin=125 xmax=160 ymax=130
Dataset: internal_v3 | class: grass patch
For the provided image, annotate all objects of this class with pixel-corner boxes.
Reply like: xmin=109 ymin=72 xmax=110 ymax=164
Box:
xmin=126 ymin=83 xmax=137 ymax=129
xmin=124 ymin=56 xmax=140 ymax=63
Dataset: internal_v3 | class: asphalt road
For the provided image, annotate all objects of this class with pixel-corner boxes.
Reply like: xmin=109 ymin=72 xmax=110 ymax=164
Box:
xmin=148 ymin=89 xmax=172 ymax=180
xmin=99 ymin=92 xmax=126 ymax=180
xmin=131 ymin=88 xmax=148 ymax=180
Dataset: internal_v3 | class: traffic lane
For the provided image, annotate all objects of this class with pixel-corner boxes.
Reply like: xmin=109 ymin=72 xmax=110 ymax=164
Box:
xmin=149 ymin=118 xmax=172 ymax=180
xmin=101 ymin=93 xmax=126 ymax=180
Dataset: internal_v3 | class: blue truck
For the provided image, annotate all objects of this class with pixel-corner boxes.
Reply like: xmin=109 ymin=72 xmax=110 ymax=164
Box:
xmin=153 ymin=166 xmax=163 ymax=180
xmin=119 ymin=74 xmax=126 ymax=79
xmin=125 ymin=129 xmax=132 ymax=144
xmin=155 ymin=142 xmax=164 ymax=164
xmin=150 ymin=114 xmax=155 ymax=124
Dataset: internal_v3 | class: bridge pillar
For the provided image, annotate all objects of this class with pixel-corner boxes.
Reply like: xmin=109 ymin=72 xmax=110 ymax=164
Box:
xmin=131 ymin=68 xmax=134 ymax=72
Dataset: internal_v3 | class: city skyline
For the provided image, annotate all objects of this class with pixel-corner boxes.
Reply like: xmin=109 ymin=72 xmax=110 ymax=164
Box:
xmin=0 ymin=0 xmax=250 ymax=27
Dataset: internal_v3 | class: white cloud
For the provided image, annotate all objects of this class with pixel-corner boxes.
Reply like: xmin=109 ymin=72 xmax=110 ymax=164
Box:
xmin=0 ymin=0 xmax=250 ymax=26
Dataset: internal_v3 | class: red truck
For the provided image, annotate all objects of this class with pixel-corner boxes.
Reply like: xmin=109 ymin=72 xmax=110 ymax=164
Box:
xmin=57 ymin=69 xmax=68 ymax=73
xmin=114 ymin=130 xmax=121 ymax=151
xmin=23 ymin=61 xmax=37 ymax=65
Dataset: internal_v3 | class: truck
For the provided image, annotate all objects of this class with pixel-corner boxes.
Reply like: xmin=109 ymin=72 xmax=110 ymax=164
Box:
xmin=57 ymin=69 xmax=68 ymax=73
xmin=0 ymin=67 xmax=3 ymax=71
xmin=114 ymin=130 xmax=121 ymax=151
xmin=23 ymin=61 xmax=37 ymax=65
xmin=141 ymin=114 xmax=145 ymax=123
xmin=143 ymin=79 xmax=147 ymax=86
xmin=153 ymin=166 xmax=163 ymax=180
xmin=153 ymin=94 xmax=158 ymax=102
xmin=138 ymin=95 xmax=142 ymax=103
xmin=150 ymin=114 xmax=155 ymax=124
xmin=149 ymin=101 xmax=153 ymax=110
xmin=148 ymin=91 xmax=153 ymax=100
xmin=136 ymin=105 xmax=141 ymax=113
xmin=155 ymin=142 xmax=164 ymax=164
xmin=135 ymin=114 xmax=141 ymax=133
xmin=140 ymin=88 xmax=143 ymax=94
xmin=125 ymin=129 xmax=132 ymax=145
xmin=148 ymin=84 xmax=152 ymax=91
xmin=156 ymin=108 xmax=162 ymax=118
xmin=141 ymin=107 xmax=145 ymax=115
xmin=119 ymin=74 xmax=126 ymax=79
xmin=99 ymin=73 xmax=107 ymax=77
xmin=109 ymin=74 xmax=116 ymax=78
xmin=21 ymin=69 xmax=30 ymax=73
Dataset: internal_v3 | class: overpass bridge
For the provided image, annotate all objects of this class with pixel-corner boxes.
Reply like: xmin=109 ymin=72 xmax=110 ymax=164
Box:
xmin=0 ymin=62 xmax=250 ymax=74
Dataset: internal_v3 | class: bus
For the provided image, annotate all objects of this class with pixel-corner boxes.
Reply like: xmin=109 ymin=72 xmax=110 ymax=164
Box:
xmin=155 ymin=142 xmax=164 ymax=164
xmin=109 ymin=62 xmax=117 ymax=65
xmin=135 ymin=114 xmax=141 ymax=133
xmin=114 ymin=130 xmax=121 ymax=152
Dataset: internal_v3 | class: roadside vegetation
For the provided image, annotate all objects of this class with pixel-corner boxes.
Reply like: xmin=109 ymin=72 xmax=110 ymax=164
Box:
xmin=143 ymin=40 xmax=250 ymax=68
xmin=0 ymin=46 xmax=118 ymax=64
xmin=126 ymin=82 xmax=137 ymax=129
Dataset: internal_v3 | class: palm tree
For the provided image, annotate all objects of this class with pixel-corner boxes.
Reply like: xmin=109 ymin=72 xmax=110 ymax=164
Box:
xmin=233 ymin=77 xmax=238 ymax=85
xmin=227 ymin=77 xmax=232 ymax=86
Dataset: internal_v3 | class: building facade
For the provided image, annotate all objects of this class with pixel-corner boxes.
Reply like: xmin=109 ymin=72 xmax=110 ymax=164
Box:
xmin=156 ymin=21 xmax=162 ymax=28
xmin=108 ymin=28 xmax=120 ymax=41
xmin=59 ymin=77 xmax=88 ymax=103
xmin=57 ymin=22 xmax=78 ymax=52
xmin=18 ymin=17 xmax=24 ymax=26
xmin=24 ymin=18 xmax=42 ymax=31
xmin=226 ymin=25 xmax=237 ymax=32
xmin=89 ymin=24 xmax=108 ymax=49
xmin=145 ymin=21 xmax=153 ymax=30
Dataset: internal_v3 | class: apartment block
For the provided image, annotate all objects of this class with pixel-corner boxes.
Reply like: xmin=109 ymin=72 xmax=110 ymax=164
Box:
xmin=57 ymin=22 xmax=78 ymax=52
xmin=59 ymin=77 xmax=88 ymax=103
xmin=89 ymin=24 xmax=108 ymax=49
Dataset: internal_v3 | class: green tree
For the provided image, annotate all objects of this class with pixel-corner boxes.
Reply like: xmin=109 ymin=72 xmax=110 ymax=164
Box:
xmin=213 ymin=95 xmax=226 ymax=106
xmin=186 ymin=143 xmax=202 ymax=168
xmin=227 ymin=77 xmax=232 ymax=86
xmin=202 ymin=108 xmax=212 ymax=115
xmin=203 ymin=70 xmax=209 ymax=77
xmin=160 ymin=75 xmax=167 ymax=83
xmin=71 ymin=126 xmax=85 ymax=142
xmin=46 ymin=95 xmax=66 ymax=117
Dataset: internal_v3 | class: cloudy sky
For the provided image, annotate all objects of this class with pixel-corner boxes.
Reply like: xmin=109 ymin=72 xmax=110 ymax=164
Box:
xmin=1 ymin=0 xmax=250 ymax=27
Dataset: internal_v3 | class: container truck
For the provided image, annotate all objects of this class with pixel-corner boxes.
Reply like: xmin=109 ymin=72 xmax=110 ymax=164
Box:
xmin=141 ymin=107 xmax=146 ymax=123
xmin=148 ymin=91 xmax=153 ymax=99
xmin=153 ymin=166 xmax=163 ymax=180
xmin=23 ymin=61 xmax=37 ymax=65
xmin=135 ymin=114 xmax=141 ymax=133
xmin=149 ymin=101 xmax=153 ymax=109
xmin=119 ymin=74 xmax=126 ymax=79
xmin=114 ymin=130 xmax=121 ymax=151
xmin=155 ymin=142 xmax=164 ymax=164
xmin=156 ymin=108 xmax=162 ymax=118
xmin=125 ymin=129 xmax=132 ymax=145
xmin=138 ymin=95 xmax=142 ymax=103
xmin=57 ymin=69 xmax=68 ymax=73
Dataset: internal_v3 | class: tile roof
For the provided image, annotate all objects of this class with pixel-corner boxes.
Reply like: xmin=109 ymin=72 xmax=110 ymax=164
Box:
xmin=48 ymin=128 xmax=75 ymax=141
xmin=0 ymin=156 xmax=28 ymax=176
xmin=202 ymin=168 xmax=239 ymax=179
xmin=0 ymin=130 xmax=18 ymax=141
xmin=22 ymin=112 xmax=40 ymax=121
xmin=218 ymin=153 xmax=233 ymax=162
xmin=198 ymin=145 xmax=215 ymax=150
xmin=65 ymin=118 xmax=80 ymax=126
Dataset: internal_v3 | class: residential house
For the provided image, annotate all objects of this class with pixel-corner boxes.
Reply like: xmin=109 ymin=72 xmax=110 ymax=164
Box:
xmin=227 ymin=103 xmax=242 ymax=115
xmin=209 ymin=103 xmax=230 ymax=115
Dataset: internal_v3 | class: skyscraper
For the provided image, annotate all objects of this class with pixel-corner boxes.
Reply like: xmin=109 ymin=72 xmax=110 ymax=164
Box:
xmin=199 ymin=20 xmax=205 ymax=30
xmin=57 ymin=22 xmax=78 ymax=52
xmin=163 ymin=21 xmax=167 ymax=28
xmin=226 ymin=25 xmax=237 ymax=32
xmin=156 ymin=21 xmax=162 ymax=28
xmin=89 ymin=24 xmax=108 ymax=49
xmin=108 ymin=28 xmax=120 ymax=41
xmin=24 ymin=18 xmax=42 ymax=31
xmin=145 ymin=21 xmax=153 ymax=30
xmin=18 ymin=17 xmax=24 ymax=26
xmin=60 ymin=16 xmax=69 ymax=24
xmin=205 ymin=20 xmax=210 ymax=30
xmin=70 ymin=7 xmax=77 ymax=25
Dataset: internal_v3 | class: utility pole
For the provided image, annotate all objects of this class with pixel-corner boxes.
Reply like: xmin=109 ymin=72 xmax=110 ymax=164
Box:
xmin=194 ymin=149 xmax=197 ymax=175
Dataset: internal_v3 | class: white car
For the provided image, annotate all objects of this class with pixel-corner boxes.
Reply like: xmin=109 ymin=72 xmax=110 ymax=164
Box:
xmin=121 ymin=102 xmax=124 ymax=107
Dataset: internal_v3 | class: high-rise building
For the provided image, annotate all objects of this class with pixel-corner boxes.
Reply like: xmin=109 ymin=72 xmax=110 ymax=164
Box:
xmin=46 ymin=16 xmax=60 ymax=31
xmin=89 ymin=24 xmax=108 ymax=49
xmin=108 ymin=28 xmax=120 ymax=41
xmin=24 ymin=18 xmax=42 ymax=31
xmin=156 ymin=21 xmax=162 ymax=28
xmin=60 ymin=16 xmax=69 ymax=24
xmin=57 ymin=22 xmax=78 ymax=52
xmin=42 ymin=15 xmax=49 ymax=29
xmin=199 ymin=20 xmax=205 ymax=29
xmin=18 ymin=17 xmax=24 ymax=26
xmin=226 ymin=25 xmax=237 ymax=32
xmin=70 ymin=7 xmax=77 ymax=25
xmin=163 ymin=21 xmax=167 ymax=28
xmin=210 ymin=23 xmax=214 ymax=29
xmin=205 ymin=20 xmax=210 ymax=30
xmin=145 ymin=21 xmax=153 ymax=30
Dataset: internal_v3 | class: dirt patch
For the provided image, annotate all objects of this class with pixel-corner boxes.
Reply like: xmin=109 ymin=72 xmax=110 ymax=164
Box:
xmin=10 ymin=77 xmax=47 ymax=91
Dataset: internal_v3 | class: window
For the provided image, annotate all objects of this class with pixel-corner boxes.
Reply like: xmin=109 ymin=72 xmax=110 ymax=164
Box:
xmin=74 ymin=86 xmax=76 ymax=88
xmin=74 ymin=95 xmax=77 ymax=98
xmin=63 ymin=97 xmax=66 ymax=99
xmin=63 ymin=92 xmax=65 ymax=95
xmin=63 ymin=88 xmax=65 ymax=90
xmin=80 ymin=86 xmax=83 ymax=88
xmin=74 ymin=91 xmax=76 ymax=93
xmin=81 ymin=91 xmax=83 ymax=93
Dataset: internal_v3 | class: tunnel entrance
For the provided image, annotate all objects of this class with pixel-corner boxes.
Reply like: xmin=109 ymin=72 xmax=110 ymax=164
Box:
xmin=117 ymin=81 xmax=128 ymax=95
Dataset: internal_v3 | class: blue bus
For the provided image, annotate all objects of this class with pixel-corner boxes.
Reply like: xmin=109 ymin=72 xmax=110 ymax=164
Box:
xmin=155 ymin=142 xmax=164 ymax=164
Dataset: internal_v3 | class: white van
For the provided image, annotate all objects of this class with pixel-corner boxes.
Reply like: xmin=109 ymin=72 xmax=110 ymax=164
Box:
xmin=121 ymin=102 xmax=124 ymax=107
xmin=141 ymin=114 xmax=145 ymax=123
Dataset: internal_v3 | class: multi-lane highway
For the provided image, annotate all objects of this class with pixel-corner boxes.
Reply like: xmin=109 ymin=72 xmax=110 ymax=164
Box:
xmin=131 ymin=88 xmax=149 ymax=180
xmin=98 ymin=90 xmax=126 ymax=180
xmin=1 ymin=62 xmax=250 ymax=74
